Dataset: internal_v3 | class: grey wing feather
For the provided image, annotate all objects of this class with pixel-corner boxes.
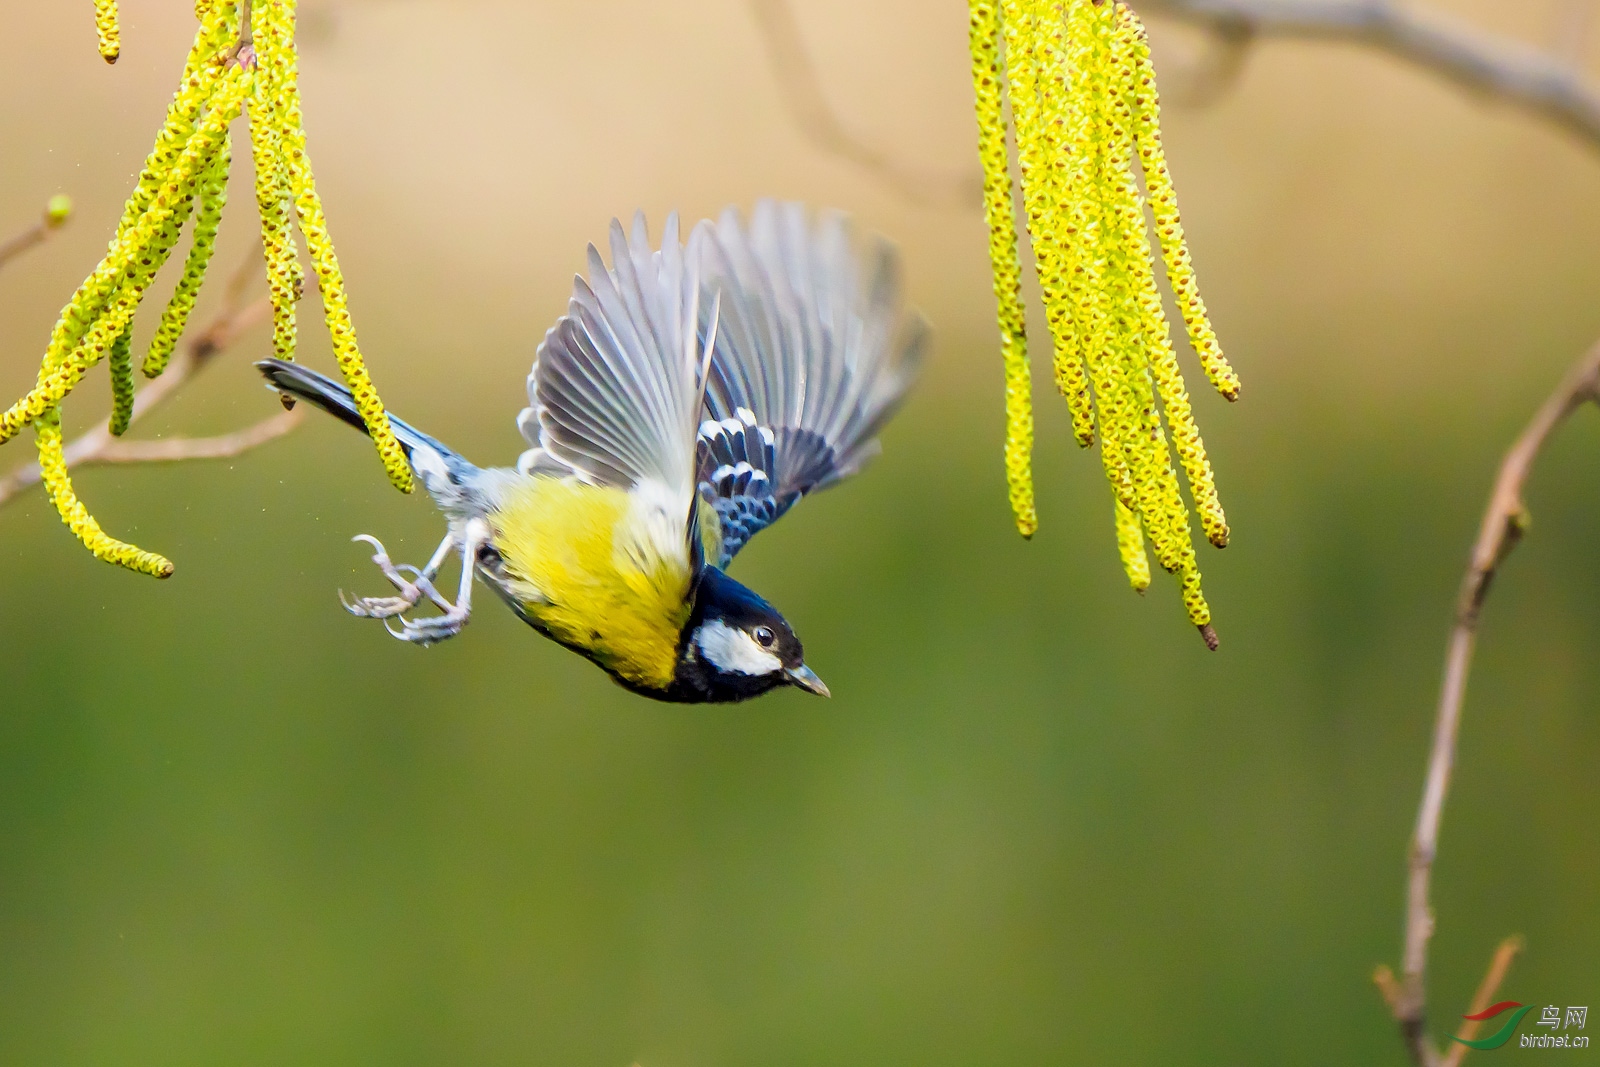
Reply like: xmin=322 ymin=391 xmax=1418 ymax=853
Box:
xmin=517 ymin=212 xmax=707 ymax=506
xmin=689 ymin=200 xmax=926 ymax=566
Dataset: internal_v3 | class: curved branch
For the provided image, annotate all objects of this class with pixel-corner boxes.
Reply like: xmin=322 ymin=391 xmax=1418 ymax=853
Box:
xmin=92 ymin=409 xmax=302 ymax=464
xmin=1370 ymin=341 xmax=1600 ymax=1067
xmin=1159 ymin=19 xmax=1259 ymax=105
xmin=747 ymin=0 xmax=981 ymax=207
xmin=1135 ymin=0 xmax=1600 ymax=149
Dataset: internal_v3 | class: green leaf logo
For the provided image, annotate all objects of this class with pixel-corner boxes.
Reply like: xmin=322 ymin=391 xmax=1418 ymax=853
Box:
xmin=1453 ymin=1001 xmax=1535 ymax=1050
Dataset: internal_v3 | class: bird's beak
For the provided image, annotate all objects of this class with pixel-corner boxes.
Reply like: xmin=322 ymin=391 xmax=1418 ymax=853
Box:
xmin=785 ymin=664 xmax=831 ymax=698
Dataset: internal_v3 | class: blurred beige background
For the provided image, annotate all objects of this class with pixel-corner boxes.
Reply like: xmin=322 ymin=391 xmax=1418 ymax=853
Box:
xmin=0 ymin=3 xmax=1596 ymax=1066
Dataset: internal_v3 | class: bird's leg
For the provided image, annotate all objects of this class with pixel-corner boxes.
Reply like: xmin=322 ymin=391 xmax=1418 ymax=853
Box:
xmin=385 ymin=517 xmax=490 ymax=646
xmin=341 ymin=531 xmax=458 ymax=620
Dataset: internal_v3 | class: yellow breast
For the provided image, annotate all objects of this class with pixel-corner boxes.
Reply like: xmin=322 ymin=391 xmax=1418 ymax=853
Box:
xmin=488 ymin=476 xmax=695 ymax=691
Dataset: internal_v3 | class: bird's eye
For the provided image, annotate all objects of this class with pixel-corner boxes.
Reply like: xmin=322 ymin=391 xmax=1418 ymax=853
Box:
xmin=753 ymin=625 xmax=776 ymax=648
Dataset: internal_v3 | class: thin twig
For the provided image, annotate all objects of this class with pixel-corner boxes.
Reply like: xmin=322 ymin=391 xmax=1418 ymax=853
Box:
xmin=747 ymin=0 xmax=981 ymax=207
xmin=0 ymin=252 xmax=294 ymax=509
xmin=1135 ymin=0 xmax=1600 ymax=150
xmin=1373 ymin=341 xmax=1600 ymax=1067
xmin=227 ymin=0 xmax=257 ymax=69
xmin=0 ymin=196 xmax=73 ymax=274
xmin=1159 ymin=19 xmax=1258 ymax=105
xmin=1441 ymin=937 xmax=1526 ymax=1067
xmin=92 ymin=409 xmax=301 ymax=464
xmin=1373 ymin=936 xmax=1524 ymax=1067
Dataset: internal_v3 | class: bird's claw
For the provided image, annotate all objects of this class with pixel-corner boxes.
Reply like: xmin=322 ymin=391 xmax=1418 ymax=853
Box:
xmin=382 ymin=607 xmax=469 ymax=647
xmin=341 ymin=567 xmax=452 ymax=620
xmin=339 ymin=530 xmax=475 ymax=645
xmin=340 ymin=534 xmax=426 ymax=619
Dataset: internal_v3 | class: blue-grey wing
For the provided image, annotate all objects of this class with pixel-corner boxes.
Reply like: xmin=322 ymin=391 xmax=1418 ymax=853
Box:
xmin=515 ymin=211 xmax=716 ymax=568
xmin=688 ymin=201 xmax=926 ymax=567
xmin=517 ymin=211 xmax=706 ymax=496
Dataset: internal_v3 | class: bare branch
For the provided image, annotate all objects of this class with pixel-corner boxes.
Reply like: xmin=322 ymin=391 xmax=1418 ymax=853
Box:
xmin=1375 ymin=341 xmax=1600 ymax=1066
xmin=1159 ymin=19 xmax=1258 ymax=105
xmin=747 ymin=0 xmax=981 ymax=207
xmin=95 ymin=409 xmax=303 ymax=464
xmin=0 ymin=409 xmax=301 ymax=504
xmin=0 ymin=252 xmax=287 ymax=510
xmin=1135 ymin=0 xmax=1600 ymax=150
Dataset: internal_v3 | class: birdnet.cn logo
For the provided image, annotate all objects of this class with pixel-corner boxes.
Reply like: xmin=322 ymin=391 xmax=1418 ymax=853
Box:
xmin=1453 ymin=1002 xmax=1589 ymax=1051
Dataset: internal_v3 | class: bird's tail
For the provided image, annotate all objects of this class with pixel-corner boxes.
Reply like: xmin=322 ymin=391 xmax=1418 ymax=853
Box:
xmin=255 ymin=358 xmax=477 ymax=484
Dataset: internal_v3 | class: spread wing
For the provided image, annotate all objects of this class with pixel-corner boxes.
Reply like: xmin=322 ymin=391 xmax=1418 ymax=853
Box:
xmin=517 ymin=212 xmax=715 ymax=568
xmin=688 ymin=201 xmax=926 ymax=567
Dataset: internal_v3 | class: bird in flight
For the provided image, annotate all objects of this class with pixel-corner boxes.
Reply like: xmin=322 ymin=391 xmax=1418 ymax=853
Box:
xmin=259 ymin=201 xmax=925 ymax=703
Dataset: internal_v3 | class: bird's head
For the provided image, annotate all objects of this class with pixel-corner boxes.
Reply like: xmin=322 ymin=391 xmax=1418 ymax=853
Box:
xmin=675 ymin=566 xmax=829 ymax=702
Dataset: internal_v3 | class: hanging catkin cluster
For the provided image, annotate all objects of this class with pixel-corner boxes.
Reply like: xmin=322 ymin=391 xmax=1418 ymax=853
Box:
xmin=0 ymin=0 xmax=413 ymax=578
xmin=968 ymin=0 xmax=1238 ymax=648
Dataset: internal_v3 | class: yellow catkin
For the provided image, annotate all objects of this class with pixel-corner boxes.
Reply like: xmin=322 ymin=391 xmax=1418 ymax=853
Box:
xmin=1069 ymin=0 xmax=1139 ymax=518
xmin=94 ymin=0 xmax=120 ymax=63
xmin=0 ymin=0 xmax=417 ymax=577
xmin=1058 ymin=0 xmax=1101 ymax=366
xmin=1101 ymin=13 xmax=1194 ymax=587
xmin=113 ymin=10 xmax=228 ymax=248
xmin=1124 ymin=263 xmax=1228 ymax=550
xmin=1120 ymin=5 xmax=1239 ymax=402
xmin=1084 ymin=15 xmax=1180 ymax=624
xmin=1137 ymin=285 xmax=1230 ymax=550
xmin=1090 ymin=279 xmax=1142 ymax=520
xmin=117 ymin=137 xmax=210 ymax=347
xmin=0 ymin=66 xmax=249 ymax=445
xmin=108 ymin=327 xmax=135 ymax=436
xmin=1121 ymin=372 xmax=1192 ymax=579
xmin=998 ymin=0 xmax=1066 ymax=434
xmin=247 ymin=0 xmax=301 ymax=362
xmin=1110 ymin=327 xmax=1186 ymax=577
xmin=258 ymin=0 xmax=306 ymax=312
xmin=969 ymin=0 xmax=1035 ymax=536
xmin=15 ymin=7 xmax=229 ymax=426
xmin=1182 ymin=569 xmax=1215 ymax=648
xmin=1104 ymin=13 xmax=1228 ymax=553
xmin=1106 ymin=15 xmax=1218 ymax=642
xmin=1020 ymin=0 xmax=1095 ymax=447
xmin=35 ymin=410 xmax=173 ymax=577
xmin=89 ymin=59 xmax=242 ymax=337
xmin=145 ymin=135 xmax=233 ymax=378
xmin=272 ymin=0 xmax=412 ymax=494
xmin=968 ymin=0 xmax=1231 ymax=644
xmin=1114 ymin=496 xmax=1150 ymax=593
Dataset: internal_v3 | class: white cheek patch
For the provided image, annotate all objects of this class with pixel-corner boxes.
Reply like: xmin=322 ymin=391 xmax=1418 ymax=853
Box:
xmin=695 ymin=619 xmax=782 ymax=676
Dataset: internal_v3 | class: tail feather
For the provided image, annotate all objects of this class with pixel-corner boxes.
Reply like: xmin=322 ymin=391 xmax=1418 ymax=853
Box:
xmin=255 ymin=359 xmax=475 ymax=482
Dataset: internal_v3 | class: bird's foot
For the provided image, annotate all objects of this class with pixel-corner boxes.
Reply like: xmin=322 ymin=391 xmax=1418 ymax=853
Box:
xmin=382 ymin=603 xmax=469 ymax=647
xmin=339 ymin=522 xmax=487 ymax=648
xmin=340 ymin=534 xmax=453 ymax=619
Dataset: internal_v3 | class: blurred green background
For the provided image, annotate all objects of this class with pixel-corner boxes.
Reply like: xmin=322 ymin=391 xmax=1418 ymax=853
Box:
xmin=1 ymin=1 xmax=1596 ymax=1063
